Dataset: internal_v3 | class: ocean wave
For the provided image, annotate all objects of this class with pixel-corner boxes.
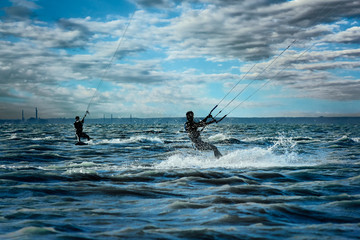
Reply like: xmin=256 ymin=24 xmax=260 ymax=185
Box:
xmin=169 ymin=200 xmax=210 ymax=210
xmin=1 ymin=226 xmax=58 ymax=239
xmin=63 ymin=169 xmax=102 ymax=180
xmin=208 ymin=133 xmax=228 ymax=142
xmin=331 ymin=135 xmax=359 ymax=147
xmin=209 ymin=134 xmax=317 ymax=146
xmin=209 ymin=133 xmax=257 ymax=144
xmin=8 ymin=133 xmax=20 ymax=140
xmin=0 ymin=164 xmax=43 ymax=171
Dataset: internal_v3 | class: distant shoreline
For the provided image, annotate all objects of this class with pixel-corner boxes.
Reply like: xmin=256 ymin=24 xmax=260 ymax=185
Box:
xmin=1 ymin=116 xmax=360 ymax=124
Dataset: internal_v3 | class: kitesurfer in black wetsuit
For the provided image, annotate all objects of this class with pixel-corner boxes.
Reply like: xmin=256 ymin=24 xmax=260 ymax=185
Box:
xmin=74 ymin=111 xmax=90 ymax=142
xmin=185 ymin=111 xmax=222 ymax=158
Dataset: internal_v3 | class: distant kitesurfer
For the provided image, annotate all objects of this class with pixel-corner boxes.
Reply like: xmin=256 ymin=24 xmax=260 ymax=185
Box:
xmin=74 ymin=111 xmax=91 ymax=142
xmin=185 ymin=111 xmax=222 ymax=158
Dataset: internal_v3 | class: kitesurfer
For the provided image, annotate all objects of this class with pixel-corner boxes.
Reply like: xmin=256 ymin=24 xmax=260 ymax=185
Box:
xmin=185 ymin=111 xmax=222 ymax=158
xmin=74 ymin=111 xmax=91 ymax=142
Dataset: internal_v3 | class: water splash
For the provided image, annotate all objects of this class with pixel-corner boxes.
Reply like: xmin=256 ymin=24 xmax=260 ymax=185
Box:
xmin=156 ymin=148 xmax=313 ymax=170
xmin=156 ymin=134 xmax=317 ymax=169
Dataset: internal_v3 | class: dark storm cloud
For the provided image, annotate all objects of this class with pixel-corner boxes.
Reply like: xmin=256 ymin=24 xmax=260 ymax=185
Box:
xmin=129 ymin=0 xmax=175 ymax=8
xmin=3 ymin=5 xmax=35 ymax=20
xmin=1 ymin=0 xmax=39 ymax=21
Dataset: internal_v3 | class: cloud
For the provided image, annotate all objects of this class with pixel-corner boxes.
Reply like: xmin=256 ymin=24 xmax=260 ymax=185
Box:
xmin=0 ymin=20 xmax=91 ymax=48
xmin=327 ymin=26 xmax=360 ymax=44
xmin=1 ymin=0 xmax=360 ymax=118
xmin=291 ymin=78 xmax=360 ymax=101
xmin=144 ymin=0 xmax=359 ymax=62
xmin=233 ymin=36 xmax=360 ymax=101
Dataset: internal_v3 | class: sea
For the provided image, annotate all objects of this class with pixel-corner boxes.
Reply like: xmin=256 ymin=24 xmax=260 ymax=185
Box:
xmin=1 ymin=118 xmax=360 ymax=240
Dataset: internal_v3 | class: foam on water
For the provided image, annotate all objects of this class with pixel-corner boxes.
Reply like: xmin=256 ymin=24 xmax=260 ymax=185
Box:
xmin=269 ymin=135 xmax=296 ymax=149
xmin=64 ymin=167 xmax=98 ymax=175
xmin=31 ymin=136 xmax=53 ymax=141
xmin=89 ymin=135 xmax=164 ymax=145
xmin=9 ymin=133 xmax=18 ymax=139
xmin=66 ymin=161 xmax=99 ymax=168
xmin=60 ymin=161 xmax=101 ymax=175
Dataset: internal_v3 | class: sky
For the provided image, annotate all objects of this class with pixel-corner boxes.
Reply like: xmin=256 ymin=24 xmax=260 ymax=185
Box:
xmin=0 ymin=0 xmax=360 ymax=119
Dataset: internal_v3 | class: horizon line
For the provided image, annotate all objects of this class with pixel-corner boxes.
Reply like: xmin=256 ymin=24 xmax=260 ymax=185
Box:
xmin=1 ymin=115 xmax=360 ymax=121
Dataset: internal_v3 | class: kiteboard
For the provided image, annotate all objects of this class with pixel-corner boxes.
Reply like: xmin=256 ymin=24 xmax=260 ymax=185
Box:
xmin=75 ymin=141 xmax=88 ymax=146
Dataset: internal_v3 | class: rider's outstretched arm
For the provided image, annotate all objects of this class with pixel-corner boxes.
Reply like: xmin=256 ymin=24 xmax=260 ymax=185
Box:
xmin=201 ymin=114 xmax=216 ymax=125
xmin=82 ymin=111 xmax=89 ymax=122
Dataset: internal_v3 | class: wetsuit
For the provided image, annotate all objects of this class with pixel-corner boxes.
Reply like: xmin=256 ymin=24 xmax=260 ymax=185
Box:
xmin=185 ymin=115 xmax=222 ymax=158
xmin=74 ymin=118 xmax=90 ymax=142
